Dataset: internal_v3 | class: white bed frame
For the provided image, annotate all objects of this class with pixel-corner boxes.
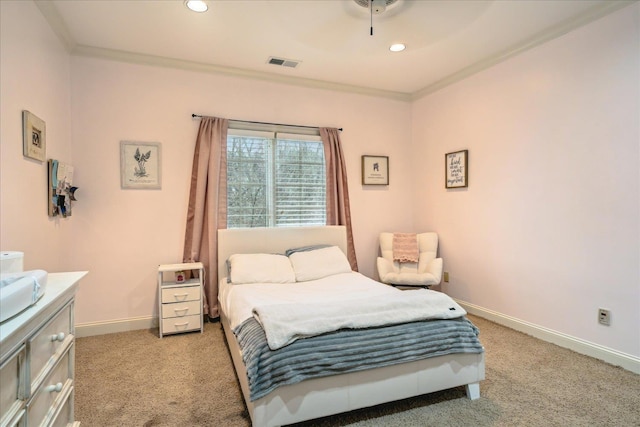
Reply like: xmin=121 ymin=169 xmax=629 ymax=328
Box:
xmin=218 ymin=226 xmax=485 ymax=427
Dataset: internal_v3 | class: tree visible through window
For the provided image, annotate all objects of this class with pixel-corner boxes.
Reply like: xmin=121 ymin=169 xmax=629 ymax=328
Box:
xmin=227 ymin=132 xmax=326 ymax=228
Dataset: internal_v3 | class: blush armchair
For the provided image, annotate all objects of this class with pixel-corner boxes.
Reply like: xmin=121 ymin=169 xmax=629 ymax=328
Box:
xmin=376 ymin=232 xmax=443 ymax=288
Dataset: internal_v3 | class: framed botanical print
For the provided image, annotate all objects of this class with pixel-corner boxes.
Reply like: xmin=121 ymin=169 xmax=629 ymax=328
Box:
xmin=120 ymin=141 xmax=162 ymax=189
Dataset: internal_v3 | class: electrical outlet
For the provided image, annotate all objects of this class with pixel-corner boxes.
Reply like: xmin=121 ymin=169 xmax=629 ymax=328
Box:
xmin=598 ymin=308 xmax=610 ymax=326
xmin=443 ymin=272 xmax=449 ymax=283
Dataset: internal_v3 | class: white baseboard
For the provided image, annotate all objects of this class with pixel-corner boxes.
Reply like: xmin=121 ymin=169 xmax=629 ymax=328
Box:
xmin=75 ymin=303 xmax=639 ymax=375
xmin=75 ymin=316 xmax=158 ymax=338
xmin=458 ymin=300 xmax=640 ymax=375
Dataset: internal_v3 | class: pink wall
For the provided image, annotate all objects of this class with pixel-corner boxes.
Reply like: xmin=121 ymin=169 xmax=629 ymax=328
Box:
xmin=0 ymin=0 xmax=73 ymax=272
xmin=68 ymin=58 xmax=413 ymax=324
xmin=411 ymin=4 xmax=639 ymax=357
xmin=1 ymin=1 xmax=637 ymax=360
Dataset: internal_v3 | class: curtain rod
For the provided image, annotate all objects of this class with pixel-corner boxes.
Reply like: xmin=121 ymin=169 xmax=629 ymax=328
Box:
xmin=191 ymin=114 xmax=343 ymax=132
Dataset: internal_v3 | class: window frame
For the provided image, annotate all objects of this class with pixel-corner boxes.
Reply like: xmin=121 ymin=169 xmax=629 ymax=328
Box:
xmin=226 ymin=127 xmax=326 ymax=229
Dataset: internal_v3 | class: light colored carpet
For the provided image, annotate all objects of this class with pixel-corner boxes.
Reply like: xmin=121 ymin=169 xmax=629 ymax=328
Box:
xmin=74 ymin=315 xmax=640 ymax=426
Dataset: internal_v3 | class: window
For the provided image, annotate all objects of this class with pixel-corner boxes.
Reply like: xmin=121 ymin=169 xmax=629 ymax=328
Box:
xmin=227 ymin=130 xmax=326 ymax=228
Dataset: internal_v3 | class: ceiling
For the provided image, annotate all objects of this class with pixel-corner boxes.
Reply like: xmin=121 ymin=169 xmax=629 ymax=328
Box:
xmin=37 ymin=0 xmax=634 ymax=100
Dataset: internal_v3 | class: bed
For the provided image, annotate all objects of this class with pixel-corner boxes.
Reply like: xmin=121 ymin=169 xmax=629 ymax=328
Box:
xmin=217 ymin=226 xmax=485 ymax=427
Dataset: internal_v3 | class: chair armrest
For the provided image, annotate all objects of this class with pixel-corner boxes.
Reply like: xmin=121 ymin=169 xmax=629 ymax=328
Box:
xmin=424 ymin=258 xmax=443 ymax=284
xmin=376 ymin=257 xmax=396 ymax=282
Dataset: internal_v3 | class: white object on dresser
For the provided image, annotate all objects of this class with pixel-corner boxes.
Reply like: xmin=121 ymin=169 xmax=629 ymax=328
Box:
xmin=0 ymin=271 xmax=86 ymax=427
xmin=157 ymin=263 xmax=204 ymax=338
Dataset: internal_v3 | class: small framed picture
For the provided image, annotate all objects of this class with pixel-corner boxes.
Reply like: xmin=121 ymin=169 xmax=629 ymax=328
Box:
xmin=175 ymin=271 xmax=186 ymax=283
xmin=120 ymin=141 xmax=162 ymax=189
xmin=23 ymin=110 xmax=46 ymax=161
xmin=362 ymin=155 xmax=389 ymax=185
xmin=445 ymin=150 xmax=468 ymax=188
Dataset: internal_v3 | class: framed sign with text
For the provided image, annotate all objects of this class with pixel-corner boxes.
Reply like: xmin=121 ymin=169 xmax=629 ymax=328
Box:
xmin=445 ymin=150 xmax=468 ymax=188
xmin=361 ymin=155 xmax=389 ymax=185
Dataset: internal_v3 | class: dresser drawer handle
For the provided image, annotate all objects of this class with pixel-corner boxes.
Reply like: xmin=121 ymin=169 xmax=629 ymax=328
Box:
xmin=174 ymin=307 xmax=189 ymax=316
xmin=174 ymin=321 xmax=189 ymax=329
xmin=45 ymin=382 xmax=63 ymax=393
xmin=173 ymin=293 xmax=189 ymax=301
xmin=50 ymin=332 xmax=66 ymax=342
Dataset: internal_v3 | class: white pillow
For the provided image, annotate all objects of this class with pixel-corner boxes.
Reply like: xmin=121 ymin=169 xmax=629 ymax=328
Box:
xmin=228 ymin=253 xmax=295 ymax=284
xmin=288 ymin=246 xmax=352 ymax=281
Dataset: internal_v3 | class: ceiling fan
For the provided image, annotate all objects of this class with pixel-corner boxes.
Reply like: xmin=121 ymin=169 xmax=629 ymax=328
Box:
xmin=352 ymin=0 xmax=400 ymax=35
xmin=353 ymin=0 xmax=399 ymax=15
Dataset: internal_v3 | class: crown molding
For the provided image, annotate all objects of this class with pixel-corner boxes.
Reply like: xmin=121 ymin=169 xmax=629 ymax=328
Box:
xmin=411 ymin=0 xmax=638 ymax=100
xmin=33 ymin=0 xmax=410 ymax=101
xmin=70 ymin=44 xmax=412 ymax=102
xmin=35 ymin=0 xmax=636 ymax=103
xmin=34 ymin=0 xmax=76 ymax=52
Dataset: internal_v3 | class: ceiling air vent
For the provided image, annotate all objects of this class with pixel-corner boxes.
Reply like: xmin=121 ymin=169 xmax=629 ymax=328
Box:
xmin=267 ymin=57 xmax=300 ymax=68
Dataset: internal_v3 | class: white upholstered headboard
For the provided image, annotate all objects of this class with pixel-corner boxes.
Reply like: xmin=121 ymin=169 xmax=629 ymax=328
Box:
xmin=217 ymin=226 xmax=348 ymax=283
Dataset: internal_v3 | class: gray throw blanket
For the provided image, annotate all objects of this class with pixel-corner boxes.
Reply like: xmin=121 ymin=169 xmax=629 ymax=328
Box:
xmin=234 ymin=316 xmax=484 ymax=401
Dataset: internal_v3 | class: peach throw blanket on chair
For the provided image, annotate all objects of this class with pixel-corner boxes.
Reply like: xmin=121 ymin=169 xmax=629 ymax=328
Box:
xmin=392 ymin=233 xmax=419 ymax=263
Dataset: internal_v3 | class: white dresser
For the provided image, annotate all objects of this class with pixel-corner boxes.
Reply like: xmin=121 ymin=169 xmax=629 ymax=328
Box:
xmin=0 ymin=271 xmax=86 ymax=427
xmin=157 ymin=263 xmax=204 ymax=338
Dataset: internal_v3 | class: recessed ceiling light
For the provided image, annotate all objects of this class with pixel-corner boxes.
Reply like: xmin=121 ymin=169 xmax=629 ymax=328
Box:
xmin=389 ymin=43 xmax=406 ymax=52
xmin=185 ymin=0 xmax=208 ymax=13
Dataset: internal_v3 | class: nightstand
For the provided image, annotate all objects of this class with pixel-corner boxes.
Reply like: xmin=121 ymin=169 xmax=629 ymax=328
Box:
xmin=157 ymin=262 xmax=204 ymax=338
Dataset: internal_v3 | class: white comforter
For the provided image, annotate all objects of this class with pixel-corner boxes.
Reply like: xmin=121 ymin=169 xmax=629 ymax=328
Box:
xmin=219 ymin=272 xmax=466 ymax=350
xmin=254 ymin=289 xmax=466 ymax=350
xmin=218 ymin=272 xmax=398 ymax=330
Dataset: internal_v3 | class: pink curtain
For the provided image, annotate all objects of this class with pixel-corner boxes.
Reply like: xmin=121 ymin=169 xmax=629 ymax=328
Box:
xmin=320 ymin=128 xmax=358 ymax=271
xmin=183 ymin=117 xmax=228 ymax=318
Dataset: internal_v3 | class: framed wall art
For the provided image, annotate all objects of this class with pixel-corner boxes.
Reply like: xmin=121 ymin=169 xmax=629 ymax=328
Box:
xmin=22 ymin=110 xmax=46 ymax=161
xmin=120 ymin=141 xmax=162 ymax=189
xmin=445 ymin=149 xmax=468 ymax=188
xmin=361 ymin=155 xmax=389 ymax=185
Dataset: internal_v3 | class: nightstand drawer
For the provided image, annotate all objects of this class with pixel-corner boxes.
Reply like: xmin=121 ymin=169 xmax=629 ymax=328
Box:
xmin=0 ymin=346 xmax=25 ymax=426
xmin=161 ymin=286 xmax=200 ymax=303
xmin=161 ymin=300 xmax=201 ymax=319
xmin=161 ymin=315 xmax=201 ymax=334
xmin=29 ymin=304 xmax=73 ymax=392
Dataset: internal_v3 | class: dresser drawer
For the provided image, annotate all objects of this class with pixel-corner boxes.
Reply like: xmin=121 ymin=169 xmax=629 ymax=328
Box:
xmin=161 ymin=286 xmax=200 ymax=304
xmin=161 ymin=315 xmax=201 ymax=334
xmin=161 ymin=300 xmax=201 ymax=319
xmin=27 ymin=350 xmax=72 ymax=427
xmin=49 ymin=386 xmax=74 ymax=427
xmin=29 ymin=304 xmax=73 ymax=393
xmin=1 ymin=409 xmax=25 ymax=427
xmin=0 ymin=346 xmax=25 ymax=426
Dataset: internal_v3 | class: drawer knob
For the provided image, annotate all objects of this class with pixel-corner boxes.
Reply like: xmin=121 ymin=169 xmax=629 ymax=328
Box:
xmin=175 ymin=321 xmax=189 ymax=329
xmin=50 ymin=332 xmax=66 ymax=342
xmin=45 ymin=382 xmax=63 ymax=393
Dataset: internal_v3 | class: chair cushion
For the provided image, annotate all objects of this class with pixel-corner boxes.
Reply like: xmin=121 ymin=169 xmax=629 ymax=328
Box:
xmin=380 ymin=271 xmax=438 ymax=287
